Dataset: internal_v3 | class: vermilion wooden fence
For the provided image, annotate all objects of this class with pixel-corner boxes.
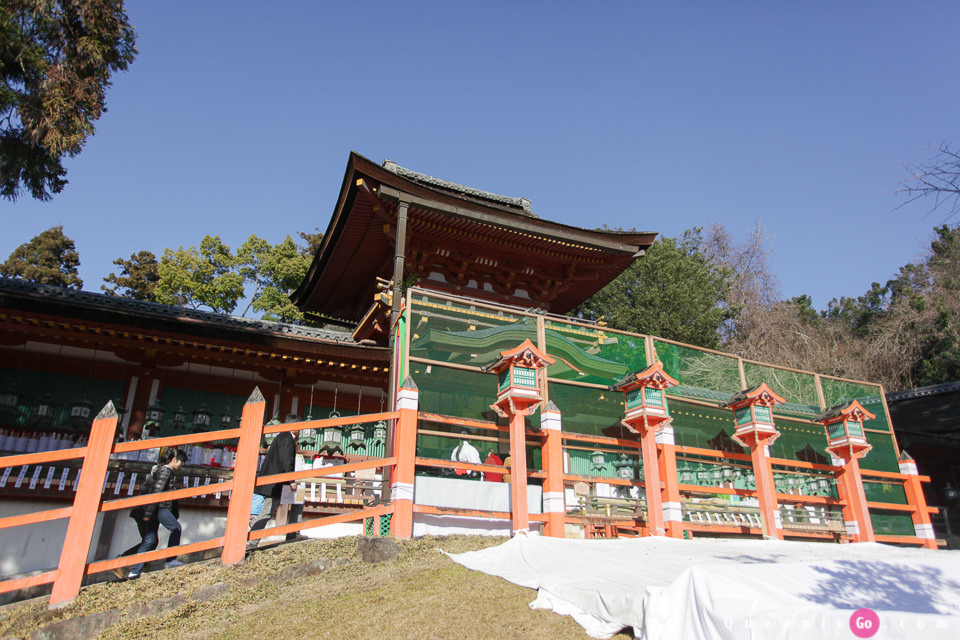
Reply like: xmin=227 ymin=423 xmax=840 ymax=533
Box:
xmin=0 ymin=388 xmax=399 ymax=608
xmin=0 ymin=380 xmax=940 ymax=609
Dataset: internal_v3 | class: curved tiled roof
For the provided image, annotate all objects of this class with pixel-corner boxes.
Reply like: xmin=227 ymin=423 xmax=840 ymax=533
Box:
xmin=292 ymin=152 xmax=658 ymax=321
xmin=0 ymin=276 xmax=355 ymax=342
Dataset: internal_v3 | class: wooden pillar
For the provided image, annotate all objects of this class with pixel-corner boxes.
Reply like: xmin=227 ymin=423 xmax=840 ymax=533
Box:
xmin=390 ymin=377 xmax=419 ymax=538
xmin=834 ymin=453 xmax=874 ymax=543
xmin=508 ymin=410 xmax=530 ymax=536
xmin=126 ymin=371 xmax=155 ymax=439
xmin=898 ymin=456 xmax=936 ymax=549
xmin=639 ymin=419 xmax=665 ymax=535
xmin=49 ymin=402 xmax=119 ymax=609
xmin=540 ymin=402 xmax=565 ymax=537
xmin=221 ymin=388 xmax=267 ymax=565
xmin=385 ymin=199 xmax=411 ymax=501
xmin=751 ymin=442 xmax=782 ymax=540
xmin=656 ymin=423 xmax=684 ymax=538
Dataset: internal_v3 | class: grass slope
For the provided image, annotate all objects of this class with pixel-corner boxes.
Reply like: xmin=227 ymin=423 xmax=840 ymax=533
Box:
xmin=0 ymin=536 xmax=631 ymax=639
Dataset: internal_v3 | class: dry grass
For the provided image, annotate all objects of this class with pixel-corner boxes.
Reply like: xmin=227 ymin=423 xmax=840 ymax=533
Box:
xmin=0 ymin=536 xmax=631 ymax=640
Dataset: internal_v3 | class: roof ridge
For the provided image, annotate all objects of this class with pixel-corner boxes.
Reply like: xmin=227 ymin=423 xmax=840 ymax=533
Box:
xmin=382 ymin=159 xmax=535 ymax=216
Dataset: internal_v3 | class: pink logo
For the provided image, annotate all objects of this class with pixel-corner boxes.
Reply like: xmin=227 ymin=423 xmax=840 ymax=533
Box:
xmin=850 ymin=608 xmax=879 ymax=638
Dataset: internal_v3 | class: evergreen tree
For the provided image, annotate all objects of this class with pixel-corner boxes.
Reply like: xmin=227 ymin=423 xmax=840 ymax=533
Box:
xmin=0 ymin=1 xmax=137 ymax=201
xmin=101 ymin=250 xmax=160 ymax=301
xmin=0 ymin=225 xmax=83 ymax=288
xmin=572 ymin=228 xmax=731 ymax=349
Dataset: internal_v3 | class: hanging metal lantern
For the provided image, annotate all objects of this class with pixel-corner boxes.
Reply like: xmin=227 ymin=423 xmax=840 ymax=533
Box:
xmin=372 ymin=420 xmax=387 ymax=443
xmin=67 ymin=393 xmax=95 ymax=430
xmin=263 ymin=414 xmax=281 ymax=446
xmin=111 ymin=397 xmax=127 ymax=423
xmin=590 ymin=447 xmax=606 ymax=472
xmin=0 ymin=382 xmax=21 ymax=423
xmin=192 ymin=402 xmax=213 ymax=430
xmin=945 ymin=483 xmax=959 ymax=504
xmin=30 ymin=393 xmax=55 ymax=428
xmin=348 ymin=423 xmax=367 ymax=451
xmin=696 ymin=466 xmax=709 ymax=483
xmin=320 ymin=410 xmax=343 ymax=454
xmin=299 ymin=425 xmax=318 ymax=447
xmin=144 ymin=400 xmax=165 ymax=429
xmin=818 ymin=476 xmax=831 ymax=492
xmin=219 ymin=408 xmax=235 ymax=429
xmin=320 ymin=424 xmax=343 ymax=453
xmin=170 ymin=404 xmax=188 ymax=430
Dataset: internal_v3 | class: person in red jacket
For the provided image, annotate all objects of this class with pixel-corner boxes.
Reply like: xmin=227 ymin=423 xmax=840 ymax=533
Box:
xmin=484 ymin=450 xmax=504 ymax=482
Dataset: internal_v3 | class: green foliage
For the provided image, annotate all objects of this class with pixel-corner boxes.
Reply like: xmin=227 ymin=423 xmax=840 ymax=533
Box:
xmin=156 ymin=236 xmax=245 ymax=314
xmin=148 ymin=231 xmax=319 ymax=321
xmin=0 ymin=224 xmax=82 ymax=288
xmin=572 ymin=228 xmax=732 ymax=349
xmin=0 ymin=1 xmax=137 ymax=201
xmin=237 ymin=235 xmax=310 ymax=322
xmin=789 ymin=295 xmax=820 ymax=325
xmin=101 ymin=250 xmax=160 ymax=300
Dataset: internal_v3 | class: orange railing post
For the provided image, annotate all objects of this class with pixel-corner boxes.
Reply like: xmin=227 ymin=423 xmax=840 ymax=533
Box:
xmin=390 ymin=377 xmax=419 ymax=538
xmin=540 ymin=402 xmax=564 ymax=537
xmin=637 ymin=417 xmax=665 ymax=536
xmin=221 ymin=388 xmax=266 ymax=565
xmin=656 ymin=422 xmax=684 ymax=538
xmin=832 ymin=453 xmax=875 ymax=543
xmin=750 ymin=442 xmax=783 ymax=540
xmin=899 ymin=453 xmax=937 ymax=549
xmin=48 ymin=402 xmax=119 ymax=609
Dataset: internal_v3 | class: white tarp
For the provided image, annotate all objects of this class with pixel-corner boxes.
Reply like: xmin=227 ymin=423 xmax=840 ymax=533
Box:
xmin=447 ymin=535 xmax=960 ymax=639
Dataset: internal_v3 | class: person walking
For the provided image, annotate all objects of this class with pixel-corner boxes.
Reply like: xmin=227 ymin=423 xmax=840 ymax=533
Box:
xmin=247 ymin=414 xmax=300 ymax=551
xmin=127 ymin=448 xmax=187 ymax=579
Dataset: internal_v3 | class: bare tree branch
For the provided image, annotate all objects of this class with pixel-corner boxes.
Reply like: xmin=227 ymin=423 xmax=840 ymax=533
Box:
xmin=896 ymin=143 xmax=960 ymax=221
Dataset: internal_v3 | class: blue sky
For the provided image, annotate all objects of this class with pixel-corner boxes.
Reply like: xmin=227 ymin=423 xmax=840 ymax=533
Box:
xmin=2 ymin=1 xmax=958 ymax=312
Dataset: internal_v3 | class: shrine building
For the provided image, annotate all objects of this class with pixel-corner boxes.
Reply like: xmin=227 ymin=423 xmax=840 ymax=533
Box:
xmin=0 ymin=152 xmax=940 ymax=593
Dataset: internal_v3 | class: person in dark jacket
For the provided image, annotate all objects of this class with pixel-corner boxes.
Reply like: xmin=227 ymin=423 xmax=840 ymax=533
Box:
xmin=127 ymin=448 xmax=187 ymax=579
xmin=247 ymin=415 xmax=300 ymax=550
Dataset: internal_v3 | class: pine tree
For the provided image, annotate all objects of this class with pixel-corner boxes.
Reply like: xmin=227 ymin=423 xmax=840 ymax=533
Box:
xmin=0 ymin=225 xmax=83 ymax=289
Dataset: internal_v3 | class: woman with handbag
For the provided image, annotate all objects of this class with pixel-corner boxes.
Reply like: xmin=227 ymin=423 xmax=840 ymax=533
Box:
xmin=127 ymin=448 xmax=188 ymax=579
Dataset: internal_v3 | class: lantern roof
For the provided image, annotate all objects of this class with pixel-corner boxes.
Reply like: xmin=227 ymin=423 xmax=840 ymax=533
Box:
xmin=722 ymin=383 xmax=786 ymax=409
xmin=609 ymin=360 xmax=679 ymax=392
xmin=480 ymin=338 xmax=555 ymax=374
xmin=815 ymin=399 xmax=876 ymax=424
